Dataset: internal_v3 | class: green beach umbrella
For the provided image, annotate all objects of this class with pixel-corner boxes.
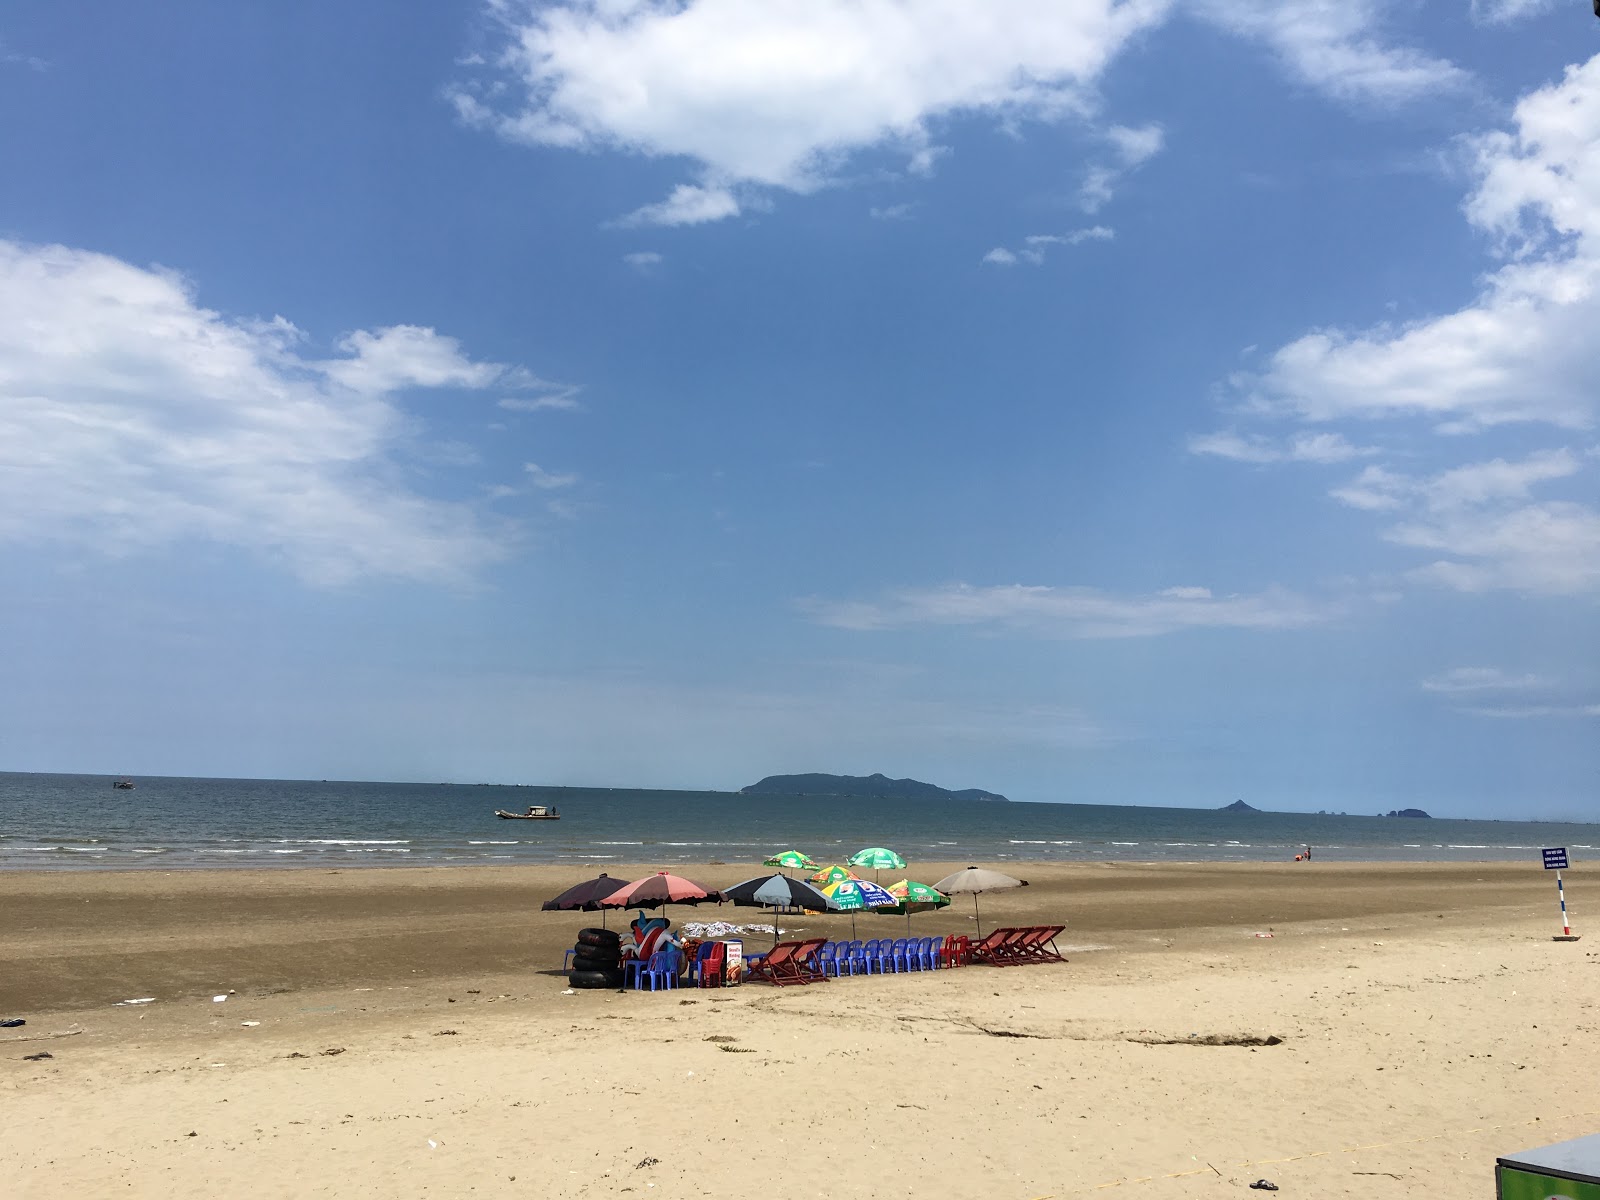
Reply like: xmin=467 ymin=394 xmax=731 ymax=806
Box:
xmin=847 ymin=846 xmax=906 ymax=882
xmin=762 ymin=849 xmax=819 ymax=875
xmin=875 ymin=878 xmax=950 ymax=933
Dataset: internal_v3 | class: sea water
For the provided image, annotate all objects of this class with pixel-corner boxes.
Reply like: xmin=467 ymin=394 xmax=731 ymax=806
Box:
xmin=0 ymin=771 xmax=1592 ymax=872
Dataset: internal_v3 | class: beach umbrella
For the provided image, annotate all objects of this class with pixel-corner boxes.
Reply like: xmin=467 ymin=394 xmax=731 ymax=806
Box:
xmin=723 ymin=873 xmax=841 ymax=947
xmin=541 ymin=872 xmax=625 ymax=928
xmin=762 ymin=849 xmax=819 ymax=875
xmin=597 ymin=871 xmax=724 ymax=992
xmin=874 ymin=878 xmax=951 ymax=933
xmin=808 ymin=864 xmax=861 ymax=887
xmin=598 ymin=871 xmax=723 ymax=910
xmin=930 ymin=867 xmax=1028 ymax=937
xmin=821 ymin=877 xmax=898 ymax=938
xmin=847 ymin=847 xmax=906 ymax=882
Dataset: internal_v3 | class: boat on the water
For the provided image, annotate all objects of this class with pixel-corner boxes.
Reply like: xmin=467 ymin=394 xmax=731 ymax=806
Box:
xmin=113 ymin=778 xmax=135 ymax=790
xmin=495 ymin=805 xmax=560 ymax=820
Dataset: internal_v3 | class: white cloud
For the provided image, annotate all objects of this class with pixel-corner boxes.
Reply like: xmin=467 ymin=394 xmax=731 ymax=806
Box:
xmin=623 ymin=250 xmax=664 ymax=268
xmin=870 ymin=203 xmax=914 ymax=220
xmin=0 ymin=240 xmax=529 ymax=587
xmin=801 ymin=581 xmax=1332 ymax=639
xmin=322 ymin=325 xmax=515 ymax=395
xmin=1469 ymin=0 xmax=1555 ymax=25
xmin=1421 ymin=667 xmax=1547 ymax=693
xmin=1459 ymin=703 xmax=1600 ymax=719
xmin=986 ymin=226 xmax=1115 ymax=267
xmin=0 ymin=38 xmax=48 ymax=72
xmin=497 ymin=381 xmax=582 ymax=411
xmin=457 ymin=1 xmax=1171 ymax=195
xmin=1189 ymin=430 xmax=1376 ymax=464
xmin=456 ymin=2 xmax=1459 ymax=223
xmin=1231 ymin=57 xmax=1600 ymax=433
xmin=1192 ymin=0 xmax=1466 ymax=105
xmin=524 ymin=463 xmax=580 ymax=489
xmin=1079 ymin=123 xmax=1163 ymax=212
xmin=619 ymin=183 xmax=742 ymax=227
xmin=1328 ymin=450 xmax=1600 ymax=594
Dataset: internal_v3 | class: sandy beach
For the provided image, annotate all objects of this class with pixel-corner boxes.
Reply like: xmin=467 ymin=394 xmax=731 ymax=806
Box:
xmin=3 ymin=860 xmax=1596 ymax=1198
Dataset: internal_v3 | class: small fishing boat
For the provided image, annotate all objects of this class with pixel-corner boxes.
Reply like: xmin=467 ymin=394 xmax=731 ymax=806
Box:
xmin=113 ymin=778 xmax=135 ymax=790
xmin=495 ymin=805 xmax=560 ymax=820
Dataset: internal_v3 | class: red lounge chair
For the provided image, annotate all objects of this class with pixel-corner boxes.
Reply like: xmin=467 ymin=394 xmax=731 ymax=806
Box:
xmin=967 ymin=928 xmax=1015 ymax=965
xmin=1002 ymin=925 xmax=1066 ymax=964
xmin=747 ymin=940 xmax=816 ymax=986
xmin=789 ymin=937 xmax=830 ymax=984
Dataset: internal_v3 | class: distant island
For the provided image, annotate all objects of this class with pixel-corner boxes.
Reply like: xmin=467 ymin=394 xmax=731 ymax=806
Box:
xmin=740 ymin=773 xmax=1009 ymax=802
xmin=1219 ymin=800 xmax=1260 ymax=813
xmin=1384 ymin=808 xmax=1432 ymax=819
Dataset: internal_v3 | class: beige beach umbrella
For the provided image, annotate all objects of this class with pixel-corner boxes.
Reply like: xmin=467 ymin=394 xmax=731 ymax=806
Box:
xmin=930 ymin=867 xmax=1027 ymax=937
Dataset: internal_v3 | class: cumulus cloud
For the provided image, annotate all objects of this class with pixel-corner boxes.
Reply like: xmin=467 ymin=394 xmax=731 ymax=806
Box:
xmin=982 ymin=247 xmax=1019 ymax=267
xmin=801 ymin=581 xmax=1331 ymax=639
xmin=322 ymin=325 xmax=515 ymax=395
xmin=1230 ymin=57 xmax=1600 ymax=434
xmin=1329 ymin=450 xmax=1600 ymax=594
xmin=623 ymin=251 xmax=664 ymax=268
xmin=456 ymin=1 xmax=1169 ymax=192
xmin=1193 ymin=58 xmax=1600 ymax=597
xmin=619 ymin=183 xmax=741 ymax=228
xmin=0 ymin=240 xmax=542 ymax=587
xmin=1192 ymin=0 xmax=1466 ymax=105
xmin=454 ymin=2 xmax=1462 ymax=222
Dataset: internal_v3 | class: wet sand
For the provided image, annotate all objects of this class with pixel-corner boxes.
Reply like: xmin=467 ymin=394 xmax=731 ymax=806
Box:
xmin=2 ymin=861 xmax=1596 ymax=1198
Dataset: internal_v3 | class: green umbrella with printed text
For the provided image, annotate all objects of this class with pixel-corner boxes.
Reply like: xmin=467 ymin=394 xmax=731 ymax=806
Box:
xmin=763 ymin=850 xmax=819 ymax=875
xmin=821 ymin=878 xmax=897 ymax=938
xmin=847 ymin=846 xmax=907 ymax=882
xmin=874 ymin=878 xmax=951 ymax=933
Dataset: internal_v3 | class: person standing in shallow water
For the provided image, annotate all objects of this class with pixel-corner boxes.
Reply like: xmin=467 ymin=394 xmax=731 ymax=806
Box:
xmin=1305 ymin=846 xmax=1313 ymax=861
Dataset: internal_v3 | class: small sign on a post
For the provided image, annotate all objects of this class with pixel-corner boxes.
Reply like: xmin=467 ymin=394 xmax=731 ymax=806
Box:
xmin=1542 ymin=848 xmax=1579 ymax=941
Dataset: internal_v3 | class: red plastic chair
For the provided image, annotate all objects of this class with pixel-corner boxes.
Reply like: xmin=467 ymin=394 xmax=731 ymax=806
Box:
xmin=698 ymin=942 xmax=726 ymax=988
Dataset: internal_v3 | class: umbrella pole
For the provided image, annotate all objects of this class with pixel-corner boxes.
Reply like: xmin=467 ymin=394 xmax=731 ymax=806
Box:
xmin=973 ymin=893 xmax=981 ymax=937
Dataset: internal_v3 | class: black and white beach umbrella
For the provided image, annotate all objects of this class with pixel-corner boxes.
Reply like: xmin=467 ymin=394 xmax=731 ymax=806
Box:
xmin=722 ymin=873 xmax=840 ymax=946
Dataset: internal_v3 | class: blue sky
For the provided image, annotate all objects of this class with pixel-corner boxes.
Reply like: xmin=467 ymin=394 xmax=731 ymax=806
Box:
xmin=1 ymin=1 xmax=1596 ymax=818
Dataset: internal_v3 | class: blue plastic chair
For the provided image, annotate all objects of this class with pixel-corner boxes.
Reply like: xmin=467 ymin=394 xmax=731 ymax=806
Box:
xmin=842 ymin=940 xmax=864 ymax=976
xmin=815 ymin=942 xmax=838 ymax=978
xmin=890 ymin=938 xmax=911 ymax=972
xmin=629 ymin=947 xmax=681 ymax=992
xmin=862 ymin=939 xmax=887 ymax=974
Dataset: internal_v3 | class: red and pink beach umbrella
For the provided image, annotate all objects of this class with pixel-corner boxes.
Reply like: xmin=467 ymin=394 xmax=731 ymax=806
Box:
xmin=598 ymin=871 xmax=723 ymax=910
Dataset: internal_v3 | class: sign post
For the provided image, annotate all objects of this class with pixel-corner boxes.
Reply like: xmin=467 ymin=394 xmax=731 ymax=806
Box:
xmin=1542 ymin=847 xmax=1580 ymax=941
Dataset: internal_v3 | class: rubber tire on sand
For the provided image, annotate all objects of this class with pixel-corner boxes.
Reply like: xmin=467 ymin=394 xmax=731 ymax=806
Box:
xmin=570 ymin=954 xmax=619 ymax=973
xmin=577 ymin=929 xmax=621 ymax=946
xmin=567 ymin=969 xmax=624 ymax=989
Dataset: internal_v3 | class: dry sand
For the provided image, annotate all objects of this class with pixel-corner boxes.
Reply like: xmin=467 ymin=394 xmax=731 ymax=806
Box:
xmin=2 ymin=861 xmax=1596 ymax=1198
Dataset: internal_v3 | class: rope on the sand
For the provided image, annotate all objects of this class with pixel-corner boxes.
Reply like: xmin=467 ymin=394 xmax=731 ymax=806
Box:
xmin=1 ymin=1027 xmax=83 ymax=1045
xmin=1022 ymin=1107 xmax=1600 ymax=1196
